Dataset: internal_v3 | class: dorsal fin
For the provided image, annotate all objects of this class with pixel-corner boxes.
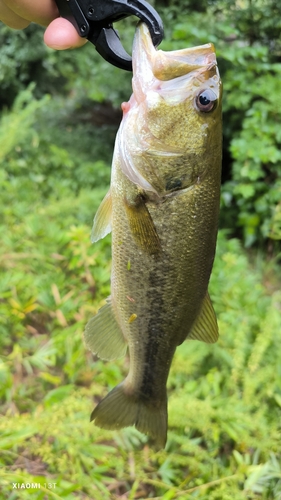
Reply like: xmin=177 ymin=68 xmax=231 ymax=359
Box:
xmin=84 ymin=297 xmax=127 ymax=360
xmin=91 ymin=190 xmax=112 ymax=243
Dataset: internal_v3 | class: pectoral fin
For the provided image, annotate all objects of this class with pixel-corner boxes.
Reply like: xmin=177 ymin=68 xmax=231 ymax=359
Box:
xmin=91 ymin=190 xmax=112 ymax=243
xmin=124 ymin=195 xmax=161 ymax=255
xmin=187 ymin=292 xmax=219 ymax=344
xmin=84 ymin=297 xmax=127 ymax=360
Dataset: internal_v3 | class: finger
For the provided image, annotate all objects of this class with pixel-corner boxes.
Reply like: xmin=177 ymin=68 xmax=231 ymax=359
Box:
xmin=0 ymin=1 xmax=30 ymax=28
xmin=44 ymin=18 xmax=87 ymax=50
xmin=4 ymin=0 xmax=59 ymax=26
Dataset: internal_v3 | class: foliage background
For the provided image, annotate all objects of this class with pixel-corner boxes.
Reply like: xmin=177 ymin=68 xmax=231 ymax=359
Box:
xmin=0 ymin=0 xmax=281 ymax=498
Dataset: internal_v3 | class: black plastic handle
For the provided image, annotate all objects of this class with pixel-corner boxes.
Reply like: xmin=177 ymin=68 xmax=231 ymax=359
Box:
xmin=54 ymin=0 xmax=164 ymax=71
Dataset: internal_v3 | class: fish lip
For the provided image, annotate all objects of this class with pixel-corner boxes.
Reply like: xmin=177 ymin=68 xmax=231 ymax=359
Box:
xmin=152 ymin=47 xmax=217 ymax=82
xmin=132 ymin=24 xmax=220 ymax=106
xmin=133 ymin=23 xmax=218 ymax=85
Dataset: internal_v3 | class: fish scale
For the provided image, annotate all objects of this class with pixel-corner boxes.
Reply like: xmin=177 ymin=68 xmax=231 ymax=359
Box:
xmin=84 ymin=23 xmax=222 ymax=449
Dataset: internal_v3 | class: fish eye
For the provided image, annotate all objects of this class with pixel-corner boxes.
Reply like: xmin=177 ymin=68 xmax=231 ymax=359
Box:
xmin=195 ymin=89 xmax=217 ymax=113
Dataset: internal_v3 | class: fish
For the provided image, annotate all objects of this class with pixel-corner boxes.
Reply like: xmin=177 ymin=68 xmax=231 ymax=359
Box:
xmin=84 ymin=23 xmax=223 ymax=449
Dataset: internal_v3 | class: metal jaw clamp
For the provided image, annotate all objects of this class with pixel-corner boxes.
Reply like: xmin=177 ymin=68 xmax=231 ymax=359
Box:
xmin=54 ymin=0 xmax=164 ymax=71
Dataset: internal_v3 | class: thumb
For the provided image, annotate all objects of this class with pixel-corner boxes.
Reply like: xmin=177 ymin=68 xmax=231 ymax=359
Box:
xmin=44 ymin=17 xmax=87 ymax=49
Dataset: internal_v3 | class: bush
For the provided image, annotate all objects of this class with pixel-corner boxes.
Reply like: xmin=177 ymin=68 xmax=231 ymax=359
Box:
xmin=159 ymin=0 xmax=281 ymax=247
xmin=1 ymin=1 xmax=281 ymax=247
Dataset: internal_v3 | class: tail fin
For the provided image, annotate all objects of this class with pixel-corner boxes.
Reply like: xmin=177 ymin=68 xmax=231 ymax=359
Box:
xmin=90 ymin=382 xmax=167 ymax=450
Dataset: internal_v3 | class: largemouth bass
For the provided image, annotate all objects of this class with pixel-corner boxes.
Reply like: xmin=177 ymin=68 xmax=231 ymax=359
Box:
xmin=85 ymin=23 xmax=222 ymax=449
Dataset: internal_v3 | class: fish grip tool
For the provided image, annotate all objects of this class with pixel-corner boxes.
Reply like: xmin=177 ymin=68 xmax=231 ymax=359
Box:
xmin=54 ymin=0 xmax=164 ymax=71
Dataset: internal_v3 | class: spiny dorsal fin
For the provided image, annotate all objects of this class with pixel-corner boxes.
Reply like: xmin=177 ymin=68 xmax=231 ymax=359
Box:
xmin=84 ymin=297 xmax=127 ymax=360
xmin=91 ymin=190 xmax=112 ymax=243
xmin=187 ymin=292 xmax=219 ymax=344
xmin=124 ymin=195 xmax=161 ymax=255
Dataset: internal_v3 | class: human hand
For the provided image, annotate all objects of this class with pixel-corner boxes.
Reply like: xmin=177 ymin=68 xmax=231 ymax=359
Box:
xmin=0 ymin=0 xmax=87 ymax=49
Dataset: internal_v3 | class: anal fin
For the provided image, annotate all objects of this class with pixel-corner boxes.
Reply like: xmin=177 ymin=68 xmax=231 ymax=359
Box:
xmin=187 ymin=292 xmax=219 ymax=344
xmin=91 ymin=190 xmax=112 ymax=243
xmin=84 ymin=297 xmax=127 ymax=360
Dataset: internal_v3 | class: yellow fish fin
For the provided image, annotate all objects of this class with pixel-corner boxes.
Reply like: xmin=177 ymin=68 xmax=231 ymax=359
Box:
xmin=84 ymin=297 xmax=127 ymax=360
xmin=91 ymin=381 xmax=167 ymax=450
xmin=124 ymin=195 xmax=161 ymax=255
xmin=186 ymin=292 xmax=219 ymax=344
xmin=91 ymin=190 xmax=112 ymax=243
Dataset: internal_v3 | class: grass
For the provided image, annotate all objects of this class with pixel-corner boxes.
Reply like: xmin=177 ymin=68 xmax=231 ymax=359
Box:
xmin=0 ymin=92 xmax=281 ymax=499
xmin=1 ymin=188 xmax=281 ymax=499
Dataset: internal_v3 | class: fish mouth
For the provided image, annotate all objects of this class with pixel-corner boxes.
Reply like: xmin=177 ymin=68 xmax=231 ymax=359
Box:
xmin=132 ymin=23 xmax=218 ymax=91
